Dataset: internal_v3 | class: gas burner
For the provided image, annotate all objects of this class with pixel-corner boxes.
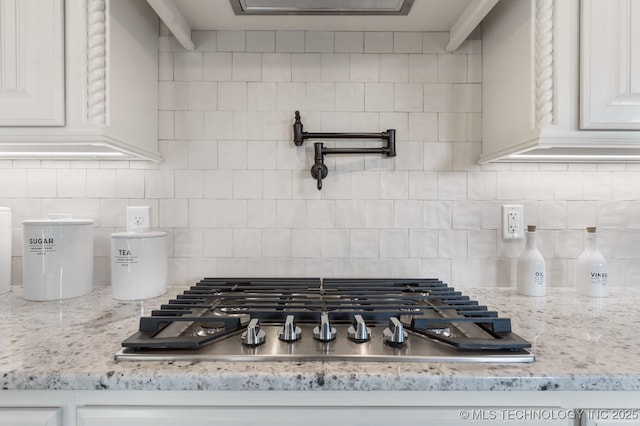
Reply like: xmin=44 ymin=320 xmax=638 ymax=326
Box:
xmin=117 ymin=278 xmax=533 ymax=363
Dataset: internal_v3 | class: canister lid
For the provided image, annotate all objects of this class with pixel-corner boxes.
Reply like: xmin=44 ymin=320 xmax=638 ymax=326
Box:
xmin=22 ymin=214 xmax=93 ymax=226
xmin=111 ymin=231 xmax=167 ymax=239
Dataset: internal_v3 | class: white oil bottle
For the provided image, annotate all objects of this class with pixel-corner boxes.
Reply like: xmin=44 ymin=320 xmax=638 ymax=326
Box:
xmin=576 ymin=227 xmax=608 ymax=298
xmin=517 ymin=225 xmax=546 ymax=296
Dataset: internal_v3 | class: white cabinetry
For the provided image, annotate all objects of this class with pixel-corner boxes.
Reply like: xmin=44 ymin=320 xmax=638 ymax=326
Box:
xmin=76 ymin=406 xmax=573 ymax=426
xmin=0 ymin=0 xmax=64 ymax=126
xmin=0 ymin=408 xmax=61 ymax=426
xmin=480 ymin=0 xmax=640 ymax=163
xmin=580 ymin=0 xmax=640 ymax=130
xmin=0 ymin=0 xmax=160 ymax=161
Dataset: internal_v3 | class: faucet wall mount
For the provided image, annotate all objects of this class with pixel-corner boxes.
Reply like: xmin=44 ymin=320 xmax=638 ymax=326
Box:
xmin=293 ymin=111 xmax=397 ymax=190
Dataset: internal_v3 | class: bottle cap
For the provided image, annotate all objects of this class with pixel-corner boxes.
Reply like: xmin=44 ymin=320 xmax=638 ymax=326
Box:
xmin=586 ymin=227 xmax=597 ymax=233
xmin=527 ymin=225 xmax=536 ymax=232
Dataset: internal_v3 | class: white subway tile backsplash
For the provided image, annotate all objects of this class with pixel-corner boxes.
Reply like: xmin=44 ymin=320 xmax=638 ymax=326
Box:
xmin=218 ymin=82 xmax=247 ymax=111
xmin=275 ymin=31 xmax=305 ymax=53
xmin=262 ymin=53 xmax=292 ymax=82
xmin=380 ymin=54 xmax=408 ymax=82
xmin=350 ymin=229 xmax=379 ymax=257
xmin=246 ymin=31 xmax=275 ymax=52
xmin=305 ymin=31 xmax=334 ymax=53
xmin=408 ymin=54 xmax=437 ymax=83
xmin=159 ymin=199 xmax=189 ymax=227
xmin=321 ymin=229 xmax=350 ymax=257
xmin=218 ymin=199 xmax=247 ymax=228
xmin=261 ymin=228 xmax=291 ymax=257
xmin=335 ymin=83 xmax=364 ymax=111
xmin=350 ymin=54 xmax=379 ymax=82
xmin=364 ymin=83 xmax=394 ymax=112
xmin=232 ymin=170 xmax=263 ymax=199
xmin=203 ymin=229 xmax=232 ymax=257
xmin=115 ymin=169 xmax=144 ymax=199
xmin=233 ymin=229 xmax=262 ymax=257
xmin=438 ymin=113 xmax=467 ymax=141
xmin=175 ymin=111 xmax=204 ymax=140
xmin=204 ymin=111 xmax=234 ymax=140
xmin=380 ymin=229 xmax=408 ymax=257
xmin=191 ymin=31 xmax=217 ymax=51
xmin=380 ymin=171 xmax=409 ymax=199
xmin=57 ymin=169 xmax=87 ymax=198
xmin=364 ymin=32 xmax=393 ymax=53
xmin=292 ymin=53 xmax=321 ymax=81
xmin=423 ymin=84 xmax=452 ymax=112
xmin=597 ymin=201 xmax=626 ymax=229
xmin=468 ymin=230 xmax=497 ymax=258
xmin=567 ymin=201 xmax=597 ymax=229
xmin=27 ymin=169 xmax=56 ymax=197
xmin=365 ymin=200 xmax=393 ymax=228
xmin=232 ymin=53 xmax=262 ymax=81
xmin=394 ymin=32 xmax=422 ymax=53
xmin=189 ymin=199 xmax=218 ymax=227
xmin=335 ymin=32 xmax=363 ymax=53
xmin=217 ymin=140 xmax=248 ymax=169
xmin=203 ymin=53 xmax=232 ymax=81
xmin=394 ymin=200 xmax=423 ymax=228
xmin=174 ymin=229 xmax=203 ymax=257
xmin=292 ymin=229 xmax=322 ymax=257
xmin=87 ymin=169 xmax=115 ymax=198
xmin=217 ymin=31 xmax=245 ymax=52
xmin=452 ymin=201 xmax=482 ymax=229
xmin=306 ymin=82 xmax=335 ymax=111
xmin=188 ymin=82 xmax=217 ymax=110
xmin=203 ymin=170 xmax=233 ymax=198
xmin=539 ymin=200 xmax=568 ymax=229
xmin=437 ymin=54 xmax=468 ymax=83
xmin=394 ymin=83 xmax=423 ymax=112
xmin=320 ymin=53 xmax=350 ymax=82
xmin=159 ymin=82 xmax=188 ymax=110
xmin=233 ymin=111 xmax=263 ymax=140
xmin=9 ymin=30 xmax=640 ymax=287
xmin=173 ymin=52 xmax=203 ymax=81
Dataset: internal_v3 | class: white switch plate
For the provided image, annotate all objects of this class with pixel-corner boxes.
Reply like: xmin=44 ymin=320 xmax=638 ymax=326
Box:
xmin=127 ymin=206 xmax=151 ymax=232
xmin=502 ymin=205 xmax=524 ymax=239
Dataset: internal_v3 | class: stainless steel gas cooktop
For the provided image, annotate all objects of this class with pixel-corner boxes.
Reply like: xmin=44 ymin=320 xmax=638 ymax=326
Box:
xmin=115 ymin=278 xmax=534 ymax=363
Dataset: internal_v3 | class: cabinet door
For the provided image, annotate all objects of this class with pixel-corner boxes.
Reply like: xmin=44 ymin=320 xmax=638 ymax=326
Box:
xmin=77 ymin=406 xmax=575 ymax=426
xmin=0 ymin=0 xmax=64 ymax=126
xmin=580 ymin=0 xmax=640 ymax=129
xmin=0 ymin=408 xmax=61 ymax=426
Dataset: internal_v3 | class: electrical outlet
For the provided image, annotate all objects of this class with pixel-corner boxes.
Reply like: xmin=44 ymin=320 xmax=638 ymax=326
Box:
xmin=502 ymin=205 xmax=524 ymax=239
xmin=127 ymin=206 xmax=151 ymax=233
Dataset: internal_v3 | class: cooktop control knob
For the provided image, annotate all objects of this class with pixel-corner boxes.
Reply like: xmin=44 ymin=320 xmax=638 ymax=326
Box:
xmin=278 ymin=315 xmax=302 ymax=342
xmin=241 ymin=318 xmax=266 ymax=346
xmin=347 ymin=315 xmax=371 ymax=343
xmin=313 ymin=313 xmax=337 ymax=342
xmin=383 ymin=317 xmax=408 ymax=346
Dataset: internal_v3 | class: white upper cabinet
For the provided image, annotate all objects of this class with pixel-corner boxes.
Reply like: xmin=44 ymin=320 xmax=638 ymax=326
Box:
xmin=0 ymin=0 xmax=160 ymax=161
xmin=580 ymin=0 xmax=640 ymax=129
xmin=0 ymin=0 xmax=64 ymax=126
xmin=480 ymin=0 xmax=640 ymax=163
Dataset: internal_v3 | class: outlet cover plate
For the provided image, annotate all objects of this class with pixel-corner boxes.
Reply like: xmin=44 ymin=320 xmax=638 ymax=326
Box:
xmin=127 ymin=206 xmax=151 ymax=233
xmin=502 ymin=205 xmax=524 ymax=239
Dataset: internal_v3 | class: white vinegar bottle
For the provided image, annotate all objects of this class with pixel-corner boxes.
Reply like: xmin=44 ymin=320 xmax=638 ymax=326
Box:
xmin=576 ymin=227 xmax=608 ymax=298
xmin=517 ymin=225 xmax=546 ymax=296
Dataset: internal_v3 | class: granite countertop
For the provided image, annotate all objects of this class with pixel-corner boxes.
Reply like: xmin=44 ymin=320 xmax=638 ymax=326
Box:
xmin=1 ymin=284 xmax=639 ymax=392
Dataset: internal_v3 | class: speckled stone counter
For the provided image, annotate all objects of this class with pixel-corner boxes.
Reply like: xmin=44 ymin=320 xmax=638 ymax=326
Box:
xmin=1 ymin=285 xmax=639 ymax=391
